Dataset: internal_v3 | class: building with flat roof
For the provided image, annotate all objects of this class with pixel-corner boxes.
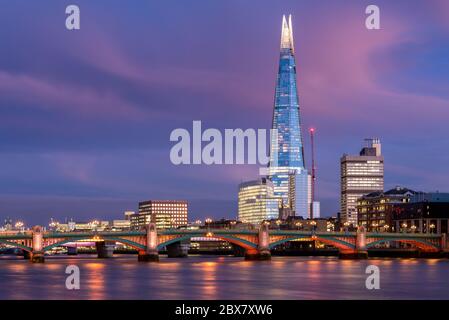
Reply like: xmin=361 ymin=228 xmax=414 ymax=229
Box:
xmin=131 ymin=200 xmax=188 ymax=230
xmin=341 ymin=138 xmax=384 ymax=226
xmin=124 ymin=211 xmax=135 ymax=220
xmin=112 ymin=220 xmax=131 ymax=230
xmin=288 ymin=169 xmax=310 ymax=219
xmin=238 ymin=178 xmax=281 ymax=225
xmin=392 ymin=192 xmax=449 ymax=234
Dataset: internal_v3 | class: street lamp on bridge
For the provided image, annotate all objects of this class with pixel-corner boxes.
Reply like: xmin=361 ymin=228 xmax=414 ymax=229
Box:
xmin=49 ymin=219 xmax=59 ymax=231
xmin=205 ymin=218 xmax=212 ymax=231
xmin=343 ymin=221 xmax=350 ymax=234
xmin=14 ymin=221 xmax=24 ymax=232
xmin=402 ymin=222 xmax=408 ymax=233
xmin=275 ymin=220 xmax=282 ymax=229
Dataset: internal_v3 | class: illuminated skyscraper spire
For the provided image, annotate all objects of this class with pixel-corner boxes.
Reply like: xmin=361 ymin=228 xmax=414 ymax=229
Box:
xmin=268 ymin=15 xmax=307 ymax=215
xmin=280 ymin=14 xmax=294 ymax=53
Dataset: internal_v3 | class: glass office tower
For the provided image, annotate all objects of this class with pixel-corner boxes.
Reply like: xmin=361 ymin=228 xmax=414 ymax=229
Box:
xmin=238 ymin=178 xmax=281 ymax=224
xmin=268 ymin=15 xmax=308 ymax=210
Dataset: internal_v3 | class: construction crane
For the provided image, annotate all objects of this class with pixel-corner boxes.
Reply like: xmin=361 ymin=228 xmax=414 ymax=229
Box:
xmin=309 ymin=128 xmax=316 ymax=219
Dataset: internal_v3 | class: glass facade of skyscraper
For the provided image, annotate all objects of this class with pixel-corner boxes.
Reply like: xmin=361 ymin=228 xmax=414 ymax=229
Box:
xmin=288 ymin=169 xmax=309 ymax=218
xmin=268 ymin=15 xmax=306 ymax=207
xmin=238 ymin=178 xmax=281 ymax=224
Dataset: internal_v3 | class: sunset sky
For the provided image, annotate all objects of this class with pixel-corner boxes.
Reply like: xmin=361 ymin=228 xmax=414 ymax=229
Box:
xmin=1 ymin=0 xmax=449 ymax=225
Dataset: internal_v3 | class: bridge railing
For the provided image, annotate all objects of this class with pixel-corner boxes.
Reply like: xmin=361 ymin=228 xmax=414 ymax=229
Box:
xmin=0 ymin=231 xmax=33 ymax=239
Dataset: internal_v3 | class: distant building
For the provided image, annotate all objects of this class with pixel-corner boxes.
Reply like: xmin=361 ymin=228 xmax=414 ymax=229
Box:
xmin=340 ymin=138 xmax=384 ymax=226
xmin=307 ymin=174 xmax=320 ymax=219
xmin=392 ymin=192 xmax=449 ymax=234
xmin=410 ymin=192 xmax=449 ymax=203
xmin=124 ymin=211 xmax=135 ymax=220
xmin=201 ymin=219 xmax=253 ymax=230
xmin=279 ymin=207 xmax=295 ymax=220
xmin=3 ymin=217 xmax=12 ymax=231
xmin=357 ymin=186 xmax=416 ymax=232
xmin=131 ymin=200 xmax=188 ymax=230
xmin=56 ymin=220 xmax=109 ymax=232
xmin=112 ymin=220 xmax=131 ymax=230
xmin=311 ymin=201 xmax=320 ymax=219
xmin=238 ymin=178 xmax=281 ymax=225
xmin=288 ymin=169 xmax=310 ymax=218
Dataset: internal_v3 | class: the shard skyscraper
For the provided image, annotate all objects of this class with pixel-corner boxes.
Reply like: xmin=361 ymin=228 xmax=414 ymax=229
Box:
xmin=268 ymin=15 xmax=309 ymax=218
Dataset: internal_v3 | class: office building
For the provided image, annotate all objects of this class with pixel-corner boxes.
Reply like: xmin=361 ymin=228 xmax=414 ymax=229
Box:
xmin=238 ymin=178 xmax=281 ymax=225
xmin=341 ymin=138 xmax=384 ymax=225
xmin=312 ymin=201 xmax=320 ymax=218
xmin=124 ymin=211 xmax=135 ymax=220
xmin=131 ymin=200 xmax=188 ymax=230
xmin=112 ymin=220 xmax=131 ymax=230
xmin=288 ymin=169 xmax=309 ymax=218
xmin=357 ymin=186 xmax=416 ymax=232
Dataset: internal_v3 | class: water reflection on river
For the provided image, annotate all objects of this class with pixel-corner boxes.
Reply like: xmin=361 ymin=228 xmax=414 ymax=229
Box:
xmin=0 ymin=255 xmax=448 ymax=299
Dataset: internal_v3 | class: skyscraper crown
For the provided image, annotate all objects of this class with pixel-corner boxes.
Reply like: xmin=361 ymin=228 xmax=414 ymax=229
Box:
xmin=280 ymin=14 xmax=294 ymax=53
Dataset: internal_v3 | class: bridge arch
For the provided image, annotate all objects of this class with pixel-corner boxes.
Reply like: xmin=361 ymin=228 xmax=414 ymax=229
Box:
xmin=42 ymin=237 xmax=146 ymax=252
xmin=0 ymin=239 xmax=32 ymax=252
xmin=269 ymin=235 xmax=355 ymax=251
xmin=157 ymin=234 xmax=258 ymax=251
xmin=366 ymin=238 xmax=440 ymax=252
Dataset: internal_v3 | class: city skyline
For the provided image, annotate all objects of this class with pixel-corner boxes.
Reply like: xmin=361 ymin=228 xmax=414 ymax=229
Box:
xmin=1 ymin=1 xmax=449 ymax=225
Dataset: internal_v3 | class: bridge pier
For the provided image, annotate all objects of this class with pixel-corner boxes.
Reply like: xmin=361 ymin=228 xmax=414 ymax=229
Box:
xmin=138 ymin=250 xmax=159 ymax=262
xmin=30 ymin=252 xmax=45 ymax=263
xmin=96 ymin=241 xmax=115 ymax=258
xmin=138 ymin=223 xmax=159 ymax=262
xmin=245 ymin=223 xmax=271 ymax=261
xmin=338 ymin=250 xmax=368 ymax=260
xmin=31 ymin=226 xmax=45 ymax=263
xmin=441 ymin=233 xmax=449 ymax=258
xmin=244 ymin=248 xmax=271 ymax=261
xmin=339 ymin=226 xmax=368 ymax=260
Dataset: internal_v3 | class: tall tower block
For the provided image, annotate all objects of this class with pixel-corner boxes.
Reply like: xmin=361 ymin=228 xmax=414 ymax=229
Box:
xmin=268 ymin=15 xmax=308 ymax=214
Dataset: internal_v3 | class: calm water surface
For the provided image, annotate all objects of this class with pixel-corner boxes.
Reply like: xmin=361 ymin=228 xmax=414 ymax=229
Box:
xmin=1 ymin=255 xmax=448 ymax=299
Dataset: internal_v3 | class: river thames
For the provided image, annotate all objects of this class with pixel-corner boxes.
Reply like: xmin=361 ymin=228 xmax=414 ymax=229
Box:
xmin=1 ymin=255 xmax=449 ymax=299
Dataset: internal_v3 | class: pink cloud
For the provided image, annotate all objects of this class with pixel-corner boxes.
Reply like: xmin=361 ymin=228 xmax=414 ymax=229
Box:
xmin=0 ymin=70 xmax=149 ymax=120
